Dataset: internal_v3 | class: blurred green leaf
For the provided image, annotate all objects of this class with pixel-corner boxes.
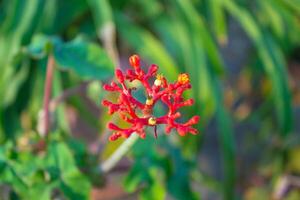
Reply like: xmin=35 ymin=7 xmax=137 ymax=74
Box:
xmin=0 ymin=0 xmax=45 ymax=67
xmin=88 ymin=0 xmax=113 ymax=29
xmin=25 ymin=34 xmax=61 ymax=59
xmin=53 ymin=38 xmax=114 ymax=80
xmin=60 ymin=170 xmax=91 ymax=200
xmin=134 ymin=0 xmax=163 ymax=20
xmin=0 ymin=0 xmax=300 ymax=199
xmin=115 ymin=13 xmax=178 ymax=80
xmin=46 ymin=141 xmax=91 ymax=200
xmin=215 ymin=95 xmax=236 ymax=200
xmin=140 ymin=168 xmax=166 ymax=200
xmin=257 ymin=0 xmax=284 ymax=39
xmin=174 ymin=0 xmax=225 ymax=75
xmin=25 ymin=33 xmax=112 ymax=122
xmin=153 ymin=16 xmax=190 ymax=72
xmin=51 ymin=0 xmax=89 ymax=34
xmin=224 ymin=0 xmax=292 ymax=136
xmin=125 ymin=138 xmax=199 ymax=200
xmin=0 ymin=144 xmax=53 ymax=199
xmin=282 ymin=0 xmax=300 ymax=13
xmin=208 ymin=0 xmax=228 ymax=45
xmin=2 ymin=59 xmax=30 ymax=107
xmin=87 ymin=81 xmax=102 ymax=105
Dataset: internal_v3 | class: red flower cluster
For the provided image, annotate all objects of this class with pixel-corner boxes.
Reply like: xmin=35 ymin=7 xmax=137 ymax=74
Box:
xmin=102 ymin=54 xmax=200 ymax=141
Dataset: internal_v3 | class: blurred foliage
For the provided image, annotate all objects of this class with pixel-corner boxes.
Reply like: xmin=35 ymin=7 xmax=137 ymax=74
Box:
xmin=0 ymin=0 xmax=300 ymax=199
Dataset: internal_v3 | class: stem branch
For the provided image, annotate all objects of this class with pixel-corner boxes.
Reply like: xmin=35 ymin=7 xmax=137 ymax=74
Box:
xmin=49 ymin=82 xmax=89 ymax=112
xmin=99 ymin=133 xmax=139 ymax=173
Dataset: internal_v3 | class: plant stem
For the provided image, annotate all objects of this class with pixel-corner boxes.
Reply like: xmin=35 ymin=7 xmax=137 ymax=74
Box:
xmin=99 ymin=133 xmax=139 ymax=173
xmin=42 ymin=55 xmax=55 ymax=136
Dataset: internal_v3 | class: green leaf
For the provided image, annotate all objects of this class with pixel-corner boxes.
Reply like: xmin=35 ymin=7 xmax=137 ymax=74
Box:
xmin=60 ymin=170 xmax=91 ymax=200
xmin=140 ymin=168 xmax=166 ymax=200
xmin=215 ymin=94 xmax=236 ymax=200
xmin=224 ymin=0 xmax=293 ymax=136
xmin=208 ymin=0 xmax=228 ymax=45
xmin=153 ymin=16 xmax=194 ymax=72
xmin=53 ymin=38 xmax=114 ymax=80
xmin=46 ymin=141 xmax=91 ymax=200
xmin=88 ymin=0 xmax=119 ymax=64
xmin=25 ymin=34 xmax=61 ymax=59
xmin=88 ymin=0 xmax=113 ymax=29
xmin=282 ymin=0 xmax=300 ymax=13
xmin=174 ymin=0 xmax=225 ymax=75
xmin=2 ymin=58 xmax=30 ymax=107
xmin=87 ymin=80 xmax=102 ymax=105
xmin=115 ymin=13 xmax=178 ymax=80
xmin=46 ymin=142 xmax=77 ymax=174
xmin=123 ymin=161 xmax=151 ymax=193
xmin=51 ymin=0 xmax=89 ymax=34
xmin=0 ymin=0 xmax=46 ymax=67
xmin=134 ymin=0 xmax=163 ymax=20
xmin=25 ymin=184 xmax=52 ymax=200
xmin=257 ymin=0 xmax=284 ymax=39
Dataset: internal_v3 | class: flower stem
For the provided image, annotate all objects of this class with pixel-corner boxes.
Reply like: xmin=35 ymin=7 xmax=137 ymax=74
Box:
xmin=42 ymin=55 xmax=55 ymax=136
xmin=99 ymin=133 xmax=139 ymax=173
xmin=49 ymin=82 xmax=89 ymax=111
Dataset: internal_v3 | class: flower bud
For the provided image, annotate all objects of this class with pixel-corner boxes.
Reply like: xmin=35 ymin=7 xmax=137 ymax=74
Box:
xmin=139 ymin=131 xmax=146 ymax=139
xmin=108 ymin=123 xmax=123 ymax=131
xmin=129 ymin=54 xmax=140 ymax=68
xmin=165 ymin=125 xmax=172 ymax=133
xmin=185 ymin=116 xmax=200 ymax=126
xmin=109 ymin=132 xmax=121 ymax=141
xmin=184 ymin=99 xmax=194 ymax=106
xmin=115 ymin=69 xmax=124 ymax=83
xmin=103 ymin=84 xmax=113 ymax=91
xmin=172 ymin=112 xmax=181 ymax=119
xmin=189 ymin=128 xmax=198 ymax=135
xmin=177 ymin=127 xmax=187 ymax=136
xmin=148 ymin=64 xmax=158 ymax=76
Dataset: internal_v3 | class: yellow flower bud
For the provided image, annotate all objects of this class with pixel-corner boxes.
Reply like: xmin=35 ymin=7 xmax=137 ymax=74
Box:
xmin=177 ymin=73 xmax=190 ymax=85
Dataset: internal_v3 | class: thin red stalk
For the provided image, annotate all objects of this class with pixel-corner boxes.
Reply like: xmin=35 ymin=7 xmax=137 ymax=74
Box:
xmin=43 ymin=55 xmax=55 ymax=136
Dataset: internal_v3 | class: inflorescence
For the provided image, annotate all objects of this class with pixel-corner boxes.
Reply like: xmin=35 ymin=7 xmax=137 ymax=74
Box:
xmin=102 ymin=54 xmax=200 ymax=141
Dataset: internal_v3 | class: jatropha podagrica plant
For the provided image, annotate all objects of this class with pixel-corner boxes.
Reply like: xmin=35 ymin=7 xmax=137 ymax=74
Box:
xmin=102 ymin=55 xmax=200 ymax=141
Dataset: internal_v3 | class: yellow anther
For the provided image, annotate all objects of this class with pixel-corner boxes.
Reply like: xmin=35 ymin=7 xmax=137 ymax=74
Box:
xmin=154 ymin=74 xmax=164 ymax=86
xmin=148 ymin=117 xmax=157 ymax=125
xmin=177 ymin=73 xmax=190 ymax=85
xmin=146 ymin=98 xmax=154 ymax=106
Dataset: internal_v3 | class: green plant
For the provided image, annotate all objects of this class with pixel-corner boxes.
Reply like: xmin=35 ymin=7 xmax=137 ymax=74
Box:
xmin=0 ymin=0 xmax=300 ymax=199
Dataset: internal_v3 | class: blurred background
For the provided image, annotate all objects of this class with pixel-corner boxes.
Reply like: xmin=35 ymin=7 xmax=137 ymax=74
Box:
xmin=1 ymin=0 xmax=300 ymax=199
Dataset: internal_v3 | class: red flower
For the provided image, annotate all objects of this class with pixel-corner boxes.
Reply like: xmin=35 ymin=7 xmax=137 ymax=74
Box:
xmin=102 ymin=55 xmax=200 ymax=141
